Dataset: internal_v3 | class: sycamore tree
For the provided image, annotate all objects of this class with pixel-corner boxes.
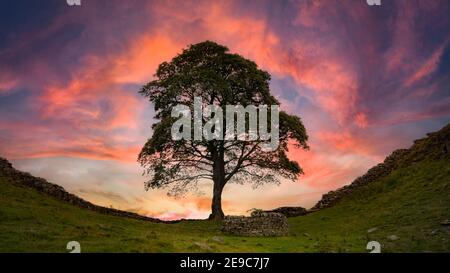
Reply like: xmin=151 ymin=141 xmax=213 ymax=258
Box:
xmin=138 ymin=41 xmax=308 ymax=220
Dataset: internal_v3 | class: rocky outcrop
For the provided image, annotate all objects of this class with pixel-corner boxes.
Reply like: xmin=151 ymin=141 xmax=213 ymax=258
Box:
xmin=221 ymin=212 xmax=289 ymax=236
xmin=0 ymin=157 xmax=173 ymax=223
xmin=311 ymin=123 xmax=450 ymax=211
xmin=263 ymin=206 xmax=307 ymax=217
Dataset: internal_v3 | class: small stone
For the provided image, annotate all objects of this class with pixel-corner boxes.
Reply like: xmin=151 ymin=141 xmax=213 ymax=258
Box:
xmin=388 ymin=235 xmax=399 ymax=241
xmin=211 ymin=236 xmax=224 ymax=243
xmin=440 ymin=220 xmax=450 ymax=226
xmin=193 ymin=242 xmax=213 ymax=251
xmin=430 ymin=229 xmax=440 ymax=236
xmin=367 ymin=227 xmax=378 ymax=233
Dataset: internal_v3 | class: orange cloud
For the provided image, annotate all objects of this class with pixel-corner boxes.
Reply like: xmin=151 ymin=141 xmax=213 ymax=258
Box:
xmin=27 ymin=35 xmax=185 ymax=161
xmin=316 ymin=130 xmax=378 ymax=157
xmin=287 ymin=144 xmax=374 ymax=191
xmin=112 ymin=36 xmax=183 ymax=84
xmin=0 ymin=120 xmax=141 ymax=162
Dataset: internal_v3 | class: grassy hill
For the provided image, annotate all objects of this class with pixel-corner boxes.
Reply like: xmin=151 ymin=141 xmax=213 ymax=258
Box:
xmin=1 ymin=125 xmax=449 ymax=253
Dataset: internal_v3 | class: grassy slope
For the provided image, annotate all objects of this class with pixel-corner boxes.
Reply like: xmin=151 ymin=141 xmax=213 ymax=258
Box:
xmin=1 ymin=159 xmax=449 ymax=253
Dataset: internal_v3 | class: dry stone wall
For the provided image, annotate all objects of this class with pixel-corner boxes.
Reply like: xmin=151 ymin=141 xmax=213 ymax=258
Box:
xmin=221 ymin=212 xmax=289 ymax=236
xmin=263 ymin=206 xmax=307 ymax=217
xmin=311 ymin=149 xmax=409 ymax=210
xmin=0 ymin=157 xmax=170 ymax=223
xmin=312 ymin=123 xmax=450 ymax=211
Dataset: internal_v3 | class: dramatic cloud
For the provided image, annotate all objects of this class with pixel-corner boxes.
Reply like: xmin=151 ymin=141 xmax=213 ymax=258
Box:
xmin=1 ymin=0 xmax=449 ymax=219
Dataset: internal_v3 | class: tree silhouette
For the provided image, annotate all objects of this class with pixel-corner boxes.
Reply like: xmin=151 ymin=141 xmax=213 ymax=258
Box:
xmin=139 ymin=41 xmax=308 ymax=220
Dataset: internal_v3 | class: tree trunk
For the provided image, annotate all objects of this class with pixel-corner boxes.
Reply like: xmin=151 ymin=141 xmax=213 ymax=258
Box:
xmin=209 ymin=180 xmax=224 ymax=220
xmin=208 ymin=158 xmax=225 ymax=220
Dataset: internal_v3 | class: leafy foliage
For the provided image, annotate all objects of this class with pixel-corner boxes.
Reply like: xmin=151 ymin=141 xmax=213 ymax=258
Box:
xmin=138 ymin=41 xmax=308 ymax=216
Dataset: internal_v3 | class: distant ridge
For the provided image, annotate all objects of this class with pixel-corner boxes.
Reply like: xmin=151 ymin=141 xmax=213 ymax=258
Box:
xmin=311 ymin=123 xmax=450 ymax=211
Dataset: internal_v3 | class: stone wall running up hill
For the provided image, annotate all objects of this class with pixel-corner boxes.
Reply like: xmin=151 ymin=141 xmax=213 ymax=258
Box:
xmin=0 ymin=157 xmax=171 ymax=223
xmin=311 ymin=123 xmax=450 ymax=211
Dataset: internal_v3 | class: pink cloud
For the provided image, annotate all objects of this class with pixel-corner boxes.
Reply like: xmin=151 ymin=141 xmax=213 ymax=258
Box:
xmin=0 ymin=74 xmax=18 ymax=94
xmin=354 ymin=112 xmax=369 ymax=128
xmin=404 ymin=40 xmax=448 ymax=87
xmin=2 ymin=0 xmax=449 ymax=219
xmin=9 ymin=35 xmax=184 ymax=162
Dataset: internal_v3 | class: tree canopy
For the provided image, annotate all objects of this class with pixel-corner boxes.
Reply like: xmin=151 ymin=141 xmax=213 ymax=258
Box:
xmin=139 ymin=41 xmax=308 ymax=219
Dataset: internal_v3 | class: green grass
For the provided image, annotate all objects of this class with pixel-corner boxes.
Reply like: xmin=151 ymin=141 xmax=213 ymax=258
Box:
xmin=0 ymin=160 xmax=449 ymax=253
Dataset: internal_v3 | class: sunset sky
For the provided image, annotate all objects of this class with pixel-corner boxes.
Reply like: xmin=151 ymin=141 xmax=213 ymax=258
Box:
xmin=1 ymin=0 xmax=449 ymax=219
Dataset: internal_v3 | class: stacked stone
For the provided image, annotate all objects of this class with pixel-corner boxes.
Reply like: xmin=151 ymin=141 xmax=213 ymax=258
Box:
xmin=0 ymin=157 xmax=169 ymax=223
xmin=221 ymin=212 xmax=289 ymax=236
xmin=263 ymin=206 xmax=307 ymax=217
xmin=312 ymin=124 xmax=450 ymax=211
xmin=311 ymin=148 xmax=410 ymax=210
